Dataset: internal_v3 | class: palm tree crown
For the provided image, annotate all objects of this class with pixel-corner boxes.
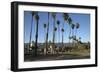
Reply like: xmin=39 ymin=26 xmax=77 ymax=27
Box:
xmin=63 ymin=13 xmax=69 ymax=22
xmin=54 ymin=27 xmax=57 ymax=31
xmin=32 ymin=11 xmax=35 ymax=16
xmin=61 ymin=28 xmax=64 ymax=32
xmin=52 ymin=12 xmax=56 ymax=19
xmin=68 ymin=17 xmax=72 ymax=24
xmin=71 ymin=23 xmax=75 ymax=29
xmin=76 ymin=23 xmax=80 ymax=29
xmin=43 ymin=23 xmax=46 ymax=28
xmin=35 ymin=13 xmax=39 ymax=20
xmin=57 ymin=20 xmax=60 ymax=25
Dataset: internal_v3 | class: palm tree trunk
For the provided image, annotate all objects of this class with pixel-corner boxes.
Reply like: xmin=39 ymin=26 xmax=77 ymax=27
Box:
xmin=44 ymin=28 xmax=46 ymax=55
xmin=29 ymin=15 xmax=33 ymax=51
xmin=69 ymin=25 xmax=71 ymax=46
xmin=62 ymin=22 xmax=64 ymax=47
xmin=58 ymin=25 xmax=60 ymax=44
xmin=45 ymin=12 xmax=49 ymax=54
xmin=75 ymin=28 xmax=77 ymax=36
xmin=35 ymin=14 xmax=39 ymax=56
xmin=72 ymin=29 xmax=74 ymax=47
xmin=62 ymin=31 xmax=63 ymax=46
xmin=52 ymin=18 xmax=56 ymax=50
xmin=75 ymin=28 xmax=77 ymax=43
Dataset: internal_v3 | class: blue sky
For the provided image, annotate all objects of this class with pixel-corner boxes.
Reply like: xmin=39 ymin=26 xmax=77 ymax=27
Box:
xmin=24 ymin=11 xmax=90 ymax=43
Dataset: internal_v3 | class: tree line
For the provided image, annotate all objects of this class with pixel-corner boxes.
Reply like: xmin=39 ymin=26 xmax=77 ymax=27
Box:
xmin=28 ymin=11 xmax=81 ymax=56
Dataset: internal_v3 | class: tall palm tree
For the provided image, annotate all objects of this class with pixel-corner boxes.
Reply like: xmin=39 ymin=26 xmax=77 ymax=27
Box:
xmin=61 ymin=28 xmax=64 ymax=46
xmin=57 ymin=20 xmax=60 ymax=44
xmin=28 ymin=12 xmax=35 ymax=51
xmin=71 ymin=24 xmax=75 ymax=42
xmin=43 ymin=23 xmax=47 ymax=54
xmin=54 ymin=27 xmax=57 ymax=43
xmin=52 ymin=12 xmax=56 ymax=49
xmin=71 ymin=23 xmax=75 ymax=46
xmin=67 ymin=17 xmax=72 ymax=45
xmin=62 ymin=13 xmax=69 ymax=45
xmin=43 ymin=23 xmax=47 ymax=42
xmin=45 ymin=12 xmax=50 ymax=54
xmin=34 ymin=12 xmax=39 ymax=56
xmin=76 ymin=23 xmax=80 ymax=43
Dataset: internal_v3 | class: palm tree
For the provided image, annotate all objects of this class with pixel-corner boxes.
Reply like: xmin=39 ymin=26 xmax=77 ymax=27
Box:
xmin=71 ymin=24 xmax=75 ymax=43
xmin=54 ymin=27 xmax=57 ymax=43
xmin=71 ymin=23 xmax=75 ymax=46
xmin=61 ymin=13 xmax=69 ymax=47
xmin=43 ymin=23 xmax=47 ymax=54
xmin=67 ymin=17 xmax=72 ymax=45
xmin=63 ymin=13 xmax=69 ymax=22
xmin=76 ymin=23 xmax=80 ymax=38
xmin=43 ymin=23 xmax=47 ymax=42
xmin=75 ymin=23 xmax=80 ymax=43
xmin=61 ymin=28 xmax=64 ymax=46
xmin=57 ymin=20 xmax=60 ymax=44
xmin=34 ymin=12 xmax=39 ymax=56
xmin=28 ymin=12 xmax=35 ymax=51
xmin=45 ymin=12 xmax=50 ymax=54
xmin=52 ymin=12 xmax=56 ymax=49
